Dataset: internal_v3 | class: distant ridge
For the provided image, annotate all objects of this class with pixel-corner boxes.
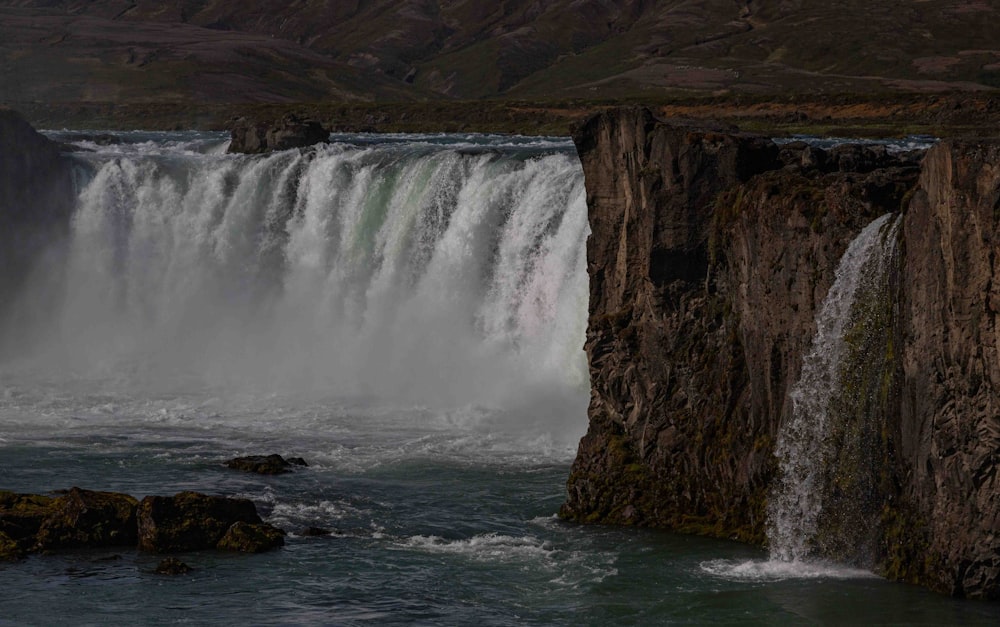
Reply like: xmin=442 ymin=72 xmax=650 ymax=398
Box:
xmin=2 ymin=0 xmax=999 ymax=104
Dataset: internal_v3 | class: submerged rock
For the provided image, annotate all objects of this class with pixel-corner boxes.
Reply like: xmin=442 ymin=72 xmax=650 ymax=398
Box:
xmin=155 ymin=557 xmax=193 ymax=575
xmin=227 ymin=114 xmax=329 ymax=154
xmin=298 ymin=527 xmax=333 ymax=537
xmin=225 ymin=454 xmax=308 ymax=475
xmin=137 ymin=491 xmax=263 ymax=553
xmin=216 ymin=521 xmax=285 ymax=553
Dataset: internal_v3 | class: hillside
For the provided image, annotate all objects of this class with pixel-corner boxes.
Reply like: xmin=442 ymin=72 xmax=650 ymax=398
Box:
xmin=2 ymin=0 xmax=999 ymax=106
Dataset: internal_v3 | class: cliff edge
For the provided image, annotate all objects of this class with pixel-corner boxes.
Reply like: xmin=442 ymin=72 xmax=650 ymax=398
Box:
xmin=0 ymin=109 xmax=75 ymax=349
xmin=562 ymin=107 xmax=998 ymax=598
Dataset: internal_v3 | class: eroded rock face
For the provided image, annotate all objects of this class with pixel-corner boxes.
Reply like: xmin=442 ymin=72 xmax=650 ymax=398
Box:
xmin=227 ymin=115 xmax=329 ymax=154
xmin=892 ymin=140 xmax=1000 ymax=598
xmin=560 ymin=107 xmax=1000 ymax=598
xmin=561 ymin=107 xmax=916 ymax=542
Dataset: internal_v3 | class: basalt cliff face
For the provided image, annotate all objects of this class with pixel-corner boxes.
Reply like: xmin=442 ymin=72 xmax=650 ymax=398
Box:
xmin=0 ymin=109 xmax=75 ymax=350
xmin=562 ymin=107 xmax=1000 ymax=598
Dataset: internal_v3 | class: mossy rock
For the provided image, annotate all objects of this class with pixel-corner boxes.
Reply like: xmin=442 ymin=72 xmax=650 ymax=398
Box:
xmin=35 ymin=487 xmax=139 ymax=551
xmin=137 ymin=491 xmax=262 ymax=553
xmin=216 ymin=522 xmax=286 ymax=553
xmin=0 ymin=491 xmax=57 ymax=545
xmin=0 ymin=530 xmax=23 ymax=561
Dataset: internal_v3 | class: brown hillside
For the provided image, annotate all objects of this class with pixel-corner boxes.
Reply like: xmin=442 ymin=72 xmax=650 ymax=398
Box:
xmin=2 ymin=1 xmax=999 ymax=104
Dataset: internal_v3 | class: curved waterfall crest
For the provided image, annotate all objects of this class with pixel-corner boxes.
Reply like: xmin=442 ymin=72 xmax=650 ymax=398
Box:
xmin=6 ymin=135 xmax=590 ymax=418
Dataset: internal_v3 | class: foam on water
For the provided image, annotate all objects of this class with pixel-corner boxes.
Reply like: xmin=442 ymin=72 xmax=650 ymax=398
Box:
xmin=401 ymin=532 xmax=554 ymax=561
xmin=700 ymin=558 xmax=878 ymax=582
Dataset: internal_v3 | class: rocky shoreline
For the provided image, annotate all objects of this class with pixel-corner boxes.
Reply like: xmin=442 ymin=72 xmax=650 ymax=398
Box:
xmin=0 ymin=454 xmax=317 ymax=564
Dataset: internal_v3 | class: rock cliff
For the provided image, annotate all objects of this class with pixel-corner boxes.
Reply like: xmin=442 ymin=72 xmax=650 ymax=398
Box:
xmin=894 ymin=140 xmax=1000 ymax=597
xmin=562 ymin=107 xmax=1000 ymax=598
xmin=0 ymin=109 xmax=75 ymax=350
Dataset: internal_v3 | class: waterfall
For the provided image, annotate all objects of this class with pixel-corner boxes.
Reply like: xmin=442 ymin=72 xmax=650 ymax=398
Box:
xmin=4 ymin=134 xmax=590 ymax=421
xmin=768 ymin=213 xmax=901 ymax=563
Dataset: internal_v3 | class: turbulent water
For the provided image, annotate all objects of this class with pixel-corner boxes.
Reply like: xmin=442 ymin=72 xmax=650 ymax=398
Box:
xmin=1 ymin=133 xmax=998 ymax=625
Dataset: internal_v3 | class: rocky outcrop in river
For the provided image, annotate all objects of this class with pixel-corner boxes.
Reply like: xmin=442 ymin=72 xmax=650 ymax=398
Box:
xmin=562 ymin=106 xmax=1000 ymax=599
xmin=1 ymin=488 xmax=284 ymax=560
xmin=228 ymin=114 xmax=329 ymax=154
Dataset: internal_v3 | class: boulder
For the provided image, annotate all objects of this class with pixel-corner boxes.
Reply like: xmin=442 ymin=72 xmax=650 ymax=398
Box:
xmin=216 ymin=521 xmax=285 ymax=553
xmin=227 ymin=114 xmax=329 ymax=154
xmin=0 ymin=490 xmax=56 ymax=548
xmin=34 ymin=487 xmax=138 ymax=551
xmin=225 ymin=454 xmax=308 ymax=475
xmin=137 ymin=491 xmax=262 ymax=553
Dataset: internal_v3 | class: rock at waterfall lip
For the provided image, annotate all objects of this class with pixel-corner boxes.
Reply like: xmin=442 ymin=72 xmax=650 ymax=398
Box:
xmin=225 ymin=454 xmax=308 ymax=475
xmin=227 ymin=114 xmax=329 ymax=154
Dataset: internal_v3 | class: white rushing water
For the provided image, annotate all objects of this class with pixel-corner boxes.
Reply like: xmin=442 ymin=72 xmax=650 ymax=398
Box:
xmin=2 ymin=132 xmax=590 ymax=449
xmin=767 ymin=213 xmax=899 ymax=563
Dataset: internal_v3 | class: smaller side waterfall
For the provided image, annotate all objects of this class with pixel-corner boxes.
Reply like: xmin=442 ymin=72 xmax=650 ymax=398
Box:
xmin=768 ymin=213 xmax=901 ymax=563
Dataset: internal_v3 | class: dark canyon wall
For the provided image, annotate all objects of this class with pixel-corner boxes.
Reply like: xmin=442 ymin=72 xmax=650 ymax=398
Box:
xmin=562 ymin=107 xmax=1000 ymax=598
xmin=0 ymin=109 xmax=75 ymax=347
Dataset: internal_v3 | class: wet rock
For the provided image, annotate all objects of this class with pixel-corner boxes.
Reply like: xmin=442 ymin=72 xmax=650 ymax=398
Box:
xmin=299 ymin=526 xmax=332 ymax=537
xmin=35 ymin=487 xmax=139 ymax=551
xmin=137 ymin=491 xmax=263 ymax=553
xmin=0 ymin=530 xmax=23 ymax=561
xmin=563 ymin=105 xmax=1000 ymax=598
xmin=155 ymin=557 xmax=193 ymax=575
xmin=227 ymin=114 xmax=329 ymax=154
xmin=216 ymin=521 xmax=285 ymax=553
xmin=0 ymin=490 xmax=56 ymax=549
xmin=225 ymin=454 xmax=308 ymax=475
